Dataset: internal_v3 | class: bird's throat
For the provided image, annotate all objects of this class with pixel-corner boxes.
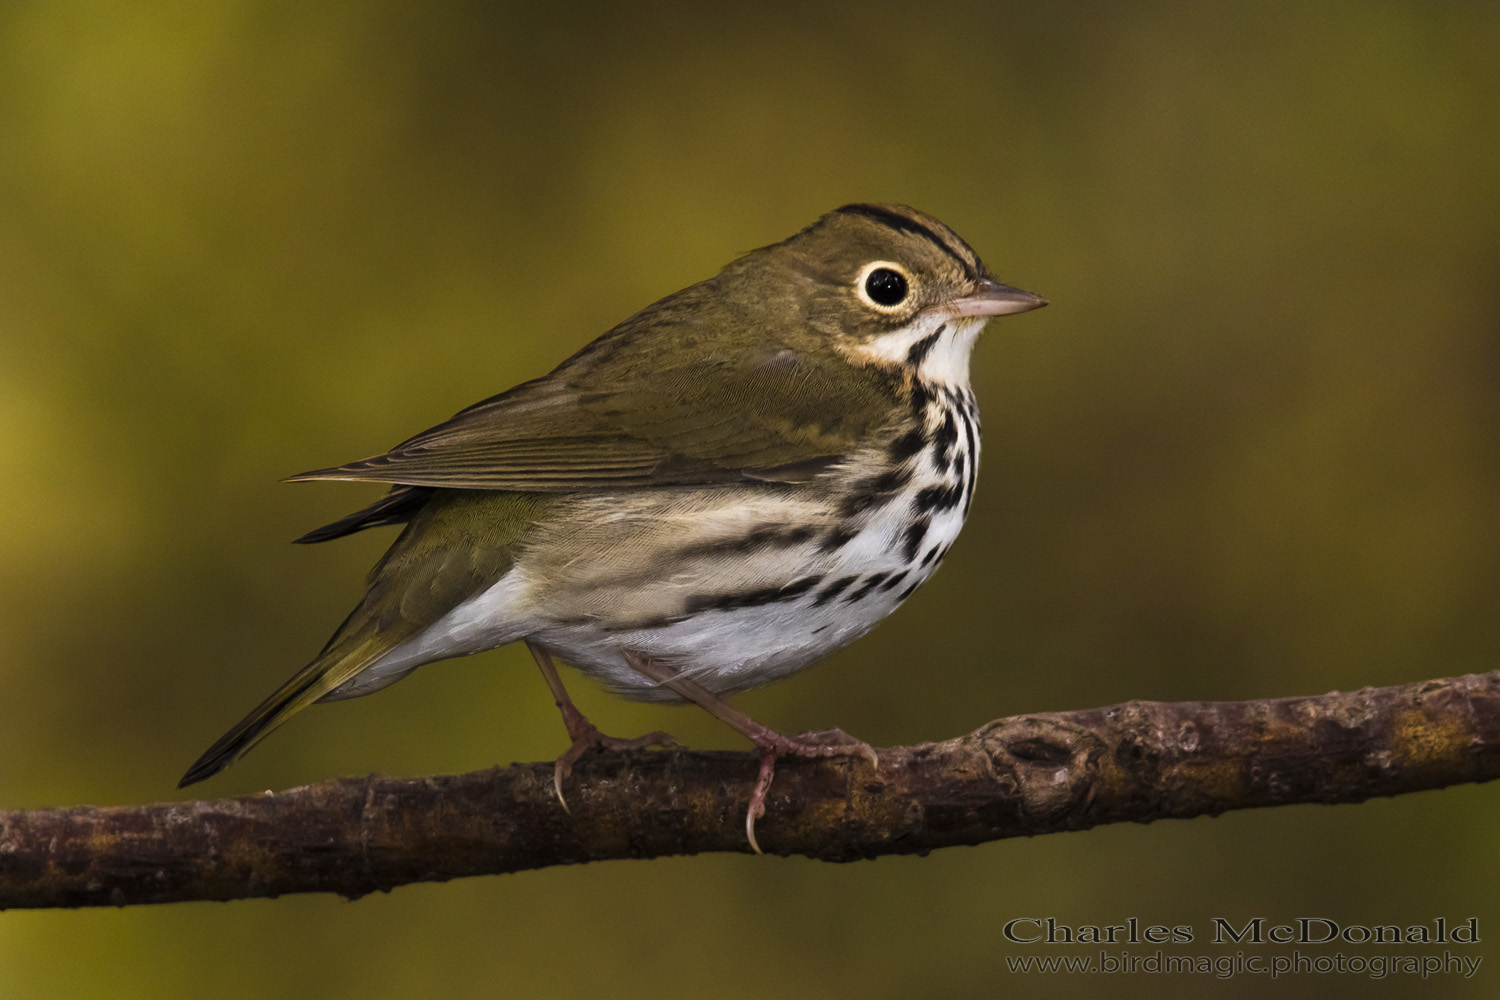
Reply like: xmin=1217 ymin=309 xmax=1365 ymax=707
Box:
xmin=848 ymin=315 xmax=986 ymax=389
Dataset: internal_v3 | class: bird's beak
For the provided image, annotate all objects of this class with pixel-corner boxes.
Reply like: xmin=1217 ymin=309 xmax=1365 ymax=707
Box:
xmin=943 ymin=278 xmax=1048 ymax=318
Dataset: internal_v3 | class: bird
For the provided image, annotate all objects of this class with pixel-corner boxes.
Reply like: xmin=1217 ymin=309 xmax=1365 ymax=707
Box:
xmin=178 ymin=203 xmax=1047 ymax=851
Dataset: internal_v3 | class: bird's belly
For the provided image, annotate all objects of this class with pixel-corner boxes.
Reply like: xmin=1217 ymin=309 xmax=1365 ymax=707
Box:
xmin=386 ymin=386 xmax=979 ymax=703
xmin=526 ymin=481 xmax=970 ymax=701
xmin=532 ymin=573 xmax=899 ymax=701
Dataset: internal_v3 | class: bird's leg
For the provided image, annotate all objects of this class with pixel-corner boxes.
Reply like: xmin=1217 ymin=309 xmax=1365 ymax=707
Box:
xmin=526 ymin=641 xmax=677 ymax=811
xmin=622 ymin=651 xmax=878 ymax=854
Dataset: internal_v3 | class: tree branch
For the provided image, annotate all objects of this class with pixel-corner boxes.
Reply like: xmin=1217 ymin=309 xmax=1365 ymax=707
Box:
xmin=4 ymin=671 xmax=1499 ymax=909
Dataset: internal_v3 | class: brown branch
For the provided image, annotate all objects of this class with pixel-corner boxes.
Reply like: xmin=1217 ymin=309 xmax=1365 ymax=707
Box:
xmin=4 ymin=671 xmax=1499 ymax=909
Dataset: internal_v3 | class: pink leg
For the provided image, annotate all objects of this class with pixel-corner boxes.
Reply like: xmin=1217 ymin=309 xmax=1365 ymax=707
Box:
xmin=623 ymin=651 xmax=878 ymax=854
xmin=527 ymin=641 xmax=677 ymax=811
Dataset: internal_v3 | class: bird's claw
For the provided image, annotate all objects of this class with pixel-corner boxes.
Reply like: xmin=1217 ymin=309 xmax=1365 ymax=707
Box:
xmin=551 ymin=726 xmax=678 ymax=812
xmin=744 ymin=728 xmax=880 ymax=855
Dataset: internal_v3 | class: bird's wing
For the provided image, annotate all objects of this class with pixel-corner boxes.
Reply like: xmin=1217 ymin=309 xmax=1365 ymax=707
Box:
xmin=287 ymin=347 xmax=901 ymax=490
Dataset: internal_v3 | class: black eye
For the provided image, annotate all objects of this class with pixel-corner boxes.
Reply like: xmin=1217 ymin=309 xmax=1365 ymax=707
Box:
xmin=864 ymin=267 xmax=908 ymax=307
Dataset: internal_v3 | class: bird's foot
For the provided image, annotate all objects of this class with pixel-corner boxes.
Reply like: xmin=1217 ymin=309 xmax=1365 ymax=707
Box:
xmin=551 ymin=715 xmax=678 ymax=812
xmin=745 ymin=728 xmax=880 ymax=855
xmin=528 ymin=641 xmax=678 ymax=811
xmin=616 ymin=649 xmax=880 ymax=854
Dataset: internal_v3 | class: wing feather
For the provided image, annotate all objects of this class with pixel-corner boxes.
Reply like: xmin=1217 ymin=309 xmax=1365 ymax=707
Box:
xmin=288 ymin=346 xmax=900 ymax=491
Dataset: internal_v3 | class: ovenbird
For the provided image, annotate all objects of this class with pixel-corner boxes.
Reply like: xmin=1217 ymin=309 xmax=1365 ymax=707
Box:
xmin=179 ymin=203 xmax=1046 ymax=851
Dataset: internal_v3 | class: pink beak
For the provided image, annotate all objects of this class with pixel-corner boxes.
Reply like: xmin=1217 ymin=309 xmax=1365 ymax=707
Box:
xmin=945 ymin=278 xmax=1048 ymax=318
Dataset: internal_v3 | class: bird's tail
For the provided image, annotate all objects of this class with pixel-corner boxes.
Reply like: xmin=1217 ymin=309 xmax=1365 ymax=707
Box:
xmin=177 ymin=639 xmax=387 ymax=788
xmin=178 ymin=490 xmax=537 ymax=789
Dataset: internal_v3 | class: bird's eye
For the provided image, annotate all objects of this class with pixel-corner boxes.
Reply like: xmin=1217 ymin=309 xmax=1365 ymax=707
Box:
xmin=859 ymin=263 xmax=910 ymax=310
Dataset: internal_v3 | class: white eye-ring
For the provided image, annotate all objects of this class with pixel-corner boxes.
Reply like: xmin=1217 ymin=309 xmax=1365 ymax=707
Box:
xmin=855 ymin=260 xmax=913 ymax=312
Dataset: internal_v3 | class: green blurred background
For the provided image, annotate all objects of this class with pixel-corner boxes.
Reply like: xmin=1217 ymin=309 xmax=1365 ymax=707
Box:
xmin=2 ymin=2 xmax=1498 ymax=997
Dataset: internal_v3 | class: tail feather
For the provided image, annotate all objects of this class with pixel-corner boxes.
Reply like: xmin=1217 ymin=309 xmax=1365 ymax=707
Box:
xmin=293 ymin=486 xmax=432 ymax=544
xmin=180 ymin=490 xmax=540 ymax=789
xmin=177 ymin=641 xmax=387 ymax=788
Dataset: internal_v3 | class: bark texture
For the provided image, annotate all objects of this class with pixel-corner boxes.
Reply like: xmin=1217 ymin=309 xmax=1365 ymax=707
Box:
xmin=4 ymin=671 xmax=1498 ymax=909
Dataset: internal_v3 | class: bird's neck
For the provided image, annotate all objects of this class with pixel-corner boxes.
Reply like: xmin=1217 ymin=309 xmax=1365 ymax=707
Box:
xmin=846 ymin=315 xmax=985 ymax=390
